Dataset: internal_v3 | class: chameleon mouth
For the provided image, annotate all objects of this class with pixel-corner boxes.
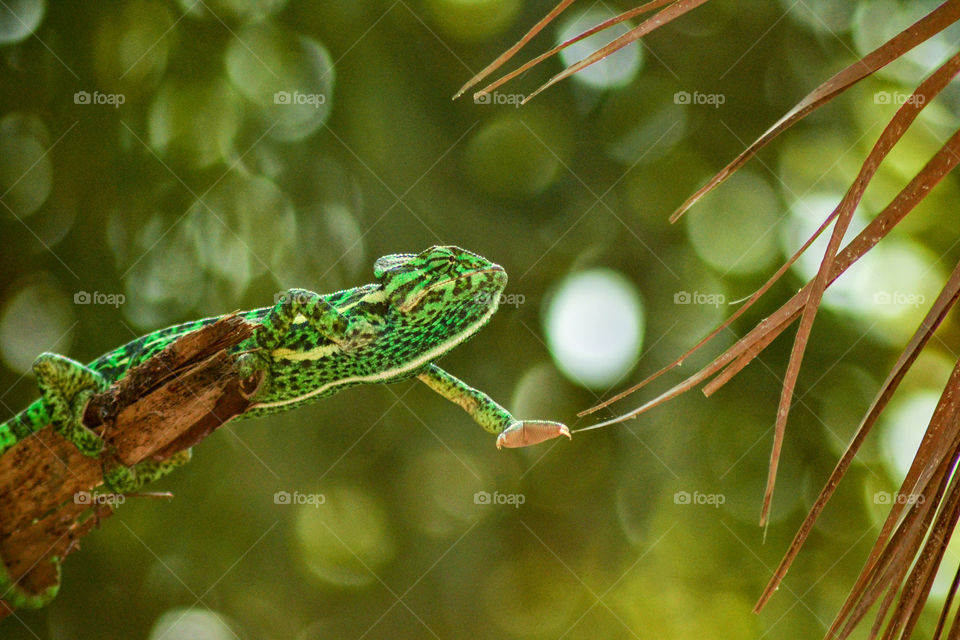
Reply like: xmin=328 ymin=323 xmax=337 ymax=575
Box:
xmin=397 ymin=266 xmax=506 ymax=313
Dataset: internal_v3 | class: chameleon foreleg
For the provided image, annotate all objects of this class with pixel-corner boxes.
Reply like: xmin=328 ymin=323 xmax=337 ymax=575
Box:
xmin=32 ymin=353 xmax=108 ymax=457
xmin=416 ymin=364 xmax=570 ymax=448
xmin=254 ymin=288 xmax=375 ymax=352
xmin=103 ymin=449 xmax=192 ymax=494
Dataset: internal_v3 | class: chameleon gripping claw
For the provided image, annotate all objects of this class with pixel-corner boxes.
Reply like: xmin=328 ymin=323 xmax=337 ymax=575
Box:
xmin=496 ymin=421 xmax=571 ymax=449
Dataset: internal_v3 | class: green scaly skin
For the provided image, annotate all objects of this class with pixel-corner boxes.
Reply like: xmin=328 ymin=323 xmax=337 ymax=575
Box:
xmin=0 ymin=246 xmax=569 ymax=609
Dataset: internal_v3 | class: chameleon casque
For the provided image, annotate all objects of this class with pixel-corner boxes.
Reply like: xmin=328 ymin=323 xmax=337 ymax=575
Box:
xmin=0 ymin=246 xmax=570 ymax=609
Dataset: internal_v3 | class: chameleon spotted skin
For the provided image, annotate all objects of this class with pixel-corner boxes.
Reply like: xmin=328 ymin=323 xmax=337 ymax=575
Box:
xmin=1 ymin=247 xmax=502 ymax=450
xmin=0 ymin=247 xmax=569 ymax=609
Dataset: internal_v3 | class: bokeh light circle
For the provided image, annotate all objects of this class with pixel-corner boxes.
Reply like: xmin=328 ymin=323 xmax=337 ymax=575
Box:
xmin=423 ymin=0 xmax=522 ymax=42
xmin=684 ymin=171 xmax=780 ymax=276
xmin=293 ymin=483 xmax=395 ymax=587
xmin=0 ymin=0 xmax=45 ymax=46
xmin=0 ymin=113 xmax=53 ymax=219
xmin=557 ymin=7 xmax=643 ymax=90
xmin=0 ymin=276 xmax=74 ymax=374
xmin=148 ymin=608 xmax=239 ymax=640
xmin=464 ymin=113 xmax=570 ymax=199
xmin=545 ymin=268 xmax=645 ymax=389
xmin=225 ymin=22 xmax=335 ymax=142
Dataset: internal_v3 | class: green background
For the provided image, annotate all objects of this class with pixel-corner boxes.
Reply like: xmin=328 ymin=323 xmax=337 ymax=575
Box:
xmin=2 ymin=1 xmax=960 ymax=638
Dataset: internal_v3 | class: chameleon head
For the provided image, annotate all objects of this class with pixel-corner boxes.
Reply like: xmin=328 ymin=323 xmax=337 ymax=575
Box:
xmin=375 ymin=245 xmax=508 ymax=322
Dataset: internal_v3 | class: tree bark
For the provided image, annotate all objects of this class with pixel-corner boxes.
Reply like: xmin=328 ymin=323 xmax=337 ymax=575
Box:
xmin=0 ymin=315 xmax=263 ymax=618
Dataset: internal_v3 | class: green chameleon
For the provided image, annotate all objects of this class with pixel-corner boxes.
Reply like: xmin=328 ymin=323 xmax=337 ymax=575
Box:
xmin=0 ymin=245 xmax=570 ymax=609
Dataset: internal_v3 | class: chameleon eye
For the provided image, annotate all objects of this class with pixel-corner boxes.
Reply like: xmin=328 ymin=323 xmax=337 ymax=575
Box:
xmin=429 ymin=254 xmax=457 ymax=269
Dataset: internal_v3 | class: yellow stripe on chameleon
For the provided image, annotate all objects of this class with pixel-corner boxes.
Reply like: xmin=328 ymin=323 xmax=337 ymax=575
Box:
xmin=270 ymin=343 xmax=342 ymax=361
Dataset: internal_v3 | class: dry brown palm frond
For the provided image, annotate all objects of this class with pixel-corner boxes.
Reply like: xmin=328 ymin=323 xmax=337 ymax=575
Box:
xmin=453 ymin=0 xmax=709 ymax=104
xmin=459 ymin=1 xmax=960 ymax=638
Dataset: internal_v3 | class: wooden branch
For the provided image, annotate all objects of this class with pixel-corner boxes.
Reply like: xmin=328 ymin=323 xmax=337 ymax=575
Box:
xmin=0 ymin=315 xmax=262 ymax=619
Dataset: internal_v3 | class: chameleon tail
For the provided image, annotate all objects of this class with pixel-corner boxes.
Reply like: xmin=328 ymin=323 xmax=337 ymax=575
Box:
xmin=0 ymin=399 xmax=50 ymax=456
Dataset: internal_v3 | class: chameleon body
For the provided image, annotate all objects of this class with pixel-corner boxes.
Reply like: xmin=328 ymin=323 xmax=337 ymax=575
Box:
xmin=0 ymin=246 xmax=569 ymax=609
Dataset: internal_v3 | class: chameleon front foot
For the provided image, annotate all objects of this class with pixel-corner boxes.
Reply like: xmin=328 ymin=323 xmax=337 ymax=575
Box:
xmin=256 ymin=288 xmax=376 ymax=353
xmin=496 ymin=421 xmax=571 ymax=449
xmin=235 ymin=351 xmax=269 ymax=379
xmin=33 ymin=353 xmax=108 ymax=457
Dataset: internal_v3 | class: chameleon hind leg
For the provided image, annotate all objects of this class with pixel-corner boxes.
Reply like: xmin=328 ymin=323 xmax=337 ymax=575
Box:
xmin=0 ymin=555 xmax=60 ymax=610
xmin=416 ymin=364 xmax=570 ymax=449
xmin=103 ymin=449 xmax=192 ymax=494
xmin=33 ymin=353 xmax=108 ymax=457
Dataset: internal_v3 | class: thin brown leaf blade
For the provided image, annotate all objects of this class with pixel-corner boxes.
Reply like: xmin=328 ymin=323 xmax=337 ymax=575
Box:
xmin=582 ymin=28 xmax=960 ymax=420
xmin=579 ymin=203 xmax=840 ymax=417
xmin=582 ymin=56 xmax=960 ymax=437
xmin=756 ymin=125 xmax=960 ymax=611
xmin=758 ymin=49 xmax=960 ymax=528
xmin=473 ymin=0 xmax=674 ymax=101
xmin=932 ymin=564 xmax=960 ymax=639
xmin=834 ymin=369 xmax=960 ymax=639
xmin=897 ymin=470 xmax=960 ymax=639
xmin=669 ymin=0 xmax=960 ymax=223
xmin=452 ymin=0 xmax=577 ymax=100
xmin=702 ymin=321 xmax=784 ymax=397
xmin=756 ymin=256 xmax=960 ymax=614
xmin=522 ymin=0 xmax=712 ymax=105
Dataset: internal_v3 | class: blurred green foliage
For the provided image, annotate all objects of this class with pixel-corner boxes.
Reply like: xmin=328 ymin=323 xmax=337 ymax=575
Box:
xmin=1 ymin=1 xmax=960 ymax=638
